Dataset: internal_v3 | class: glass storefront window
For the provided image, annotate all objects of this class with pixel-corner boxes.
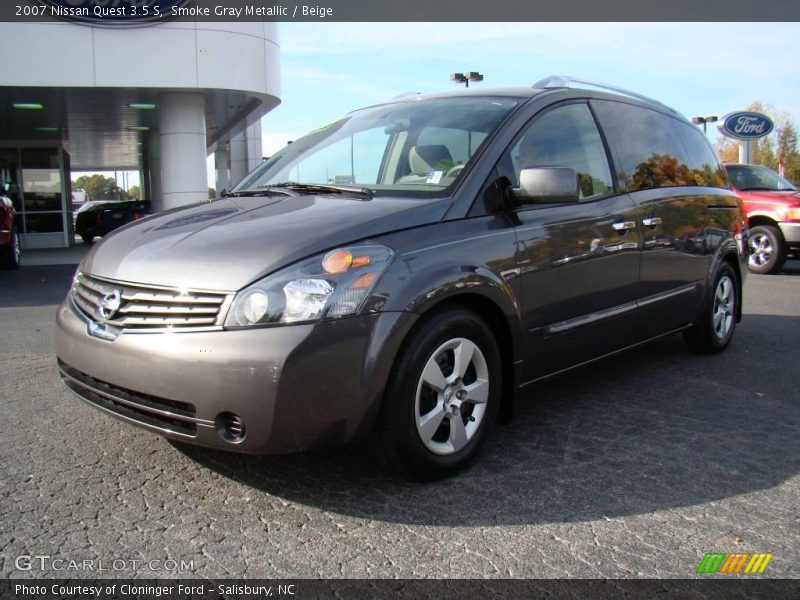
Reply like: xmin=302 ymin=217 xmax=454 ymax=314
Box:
xmin=20 ymin=147 xmax=65 ymax=237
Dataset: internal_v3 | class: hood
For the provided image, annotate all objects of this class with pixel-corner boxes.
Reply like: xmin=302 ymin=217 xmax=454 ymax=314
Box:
xmin=742 ymin=189 xmax=800 ymax=205
xmin=81 ymin=194 xmax=450 ymax=291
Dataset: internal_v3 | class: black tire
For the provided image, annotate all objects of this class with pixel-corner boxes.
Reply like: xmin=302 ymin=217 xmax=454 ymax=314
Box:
xmin=1 ymin=226 xmax=20 ymax=270
xmin=375 ymin=308 xmax=502 ymax=480
xmin=81 ymin=233 xmax=95 ymax=245
xmin=747 ymin=225 xmax=786 ymax=274
xmin=683 ymin=263 xmax=739 ymax=354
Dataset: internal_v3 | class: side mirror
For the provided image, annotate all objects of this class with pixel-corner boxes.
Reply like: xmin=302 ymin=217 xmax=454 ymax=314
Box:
xmin=512 ymin=167 xmax=579 ymax=204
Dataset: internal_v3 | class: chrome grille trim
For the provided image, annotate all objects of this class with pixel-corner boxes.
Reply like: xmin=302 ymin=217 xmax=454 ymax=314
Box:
xmin=71 ymin=272 xmax=233 ymax=332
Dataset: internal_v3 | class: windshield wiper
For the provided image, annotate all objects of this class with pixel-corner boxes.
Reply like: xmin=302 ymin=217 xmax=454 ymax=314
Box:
xmin=739 ymin=187 xmax=778 ymax=191
xmin=221 ymin=188 xmax=293 ymax=198
xmin=247 ymin=182 xmax=374 ymax=198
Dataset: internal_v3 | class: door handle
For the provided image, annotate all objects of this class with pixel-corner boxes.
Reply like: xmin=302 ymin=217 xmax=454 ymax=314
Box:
xmin=642 ymin=217 xmax=662 ymax=227
xmin=612 ymin=221 xmax=636 ymax=232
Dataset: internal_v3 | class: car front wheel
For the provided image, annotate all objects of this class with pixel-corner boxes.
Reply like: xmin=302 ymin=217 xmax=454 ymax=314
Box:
xmin=376 ymin=308 xmax=502 ymax=480
xmin=747 ymin=225 xmax=786 ymax=274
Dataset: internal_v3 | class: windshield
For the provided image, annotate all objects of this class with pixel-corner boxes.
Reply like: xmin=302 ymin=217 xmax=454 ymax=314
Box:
xmin=235 ymin=96 xmax=520 ymax=196
xmin=725 ymin=164 xmax=797 ymax=191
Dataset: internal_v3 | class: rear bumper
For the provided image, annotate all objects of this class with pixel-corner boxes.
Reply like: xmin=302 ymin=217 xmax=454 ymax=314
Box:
xmin=779 ymin=222 xmax=800 ymax=246
xmin=55 ymin=297 xmax=416 ymax=454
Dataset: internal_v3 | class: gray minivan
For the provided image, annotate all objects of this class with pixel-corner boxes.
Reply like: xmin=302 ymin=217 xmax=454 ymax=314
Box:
xmin=56 ymin=77 xmax=747 ymax=479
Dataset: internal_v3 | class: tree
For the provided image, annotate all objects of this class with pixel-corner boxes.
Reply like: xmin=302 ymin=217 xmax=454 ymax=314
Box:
xmin=72 ymin=174 xmax=130 ymax=201
xmin=127 ymin=185 xmax=140 ymax=200
xmin=776 ymin=121 xmax=800 ymax=182
xmin=208 ymin=187 xmax=217 ymax=199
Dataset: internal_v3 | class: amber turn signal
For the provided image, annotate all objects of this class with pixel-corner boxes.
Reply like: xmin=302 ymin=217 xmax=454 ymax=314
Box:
xmin=322 ymin=249 xmax=353 ymax=273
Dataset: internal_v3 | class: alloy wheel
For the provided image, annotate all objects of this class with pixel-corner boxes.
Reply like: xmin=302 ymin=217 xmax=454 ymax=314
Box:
xmin=414 ymin=337 xmax=489 ymax=456
xmin=712 ymin=274 xmax=735 ymax=341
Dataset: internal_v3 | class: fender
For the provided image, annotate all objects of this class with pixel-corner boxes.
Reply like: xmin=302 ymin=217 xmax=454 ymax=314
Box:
xmin=698 ymin=237 xmax=745 ymax=323
xmin=747 ymin=209 xmax=782 ymax=223
xmin=375 ymin=258 xmax=525 ymax=365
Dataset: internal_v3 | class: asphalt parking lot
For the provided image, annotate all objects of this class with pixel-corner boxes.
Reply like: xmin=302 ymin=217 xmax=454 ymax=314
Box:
xmin=1 ymin=260 xmax=798 ymax=579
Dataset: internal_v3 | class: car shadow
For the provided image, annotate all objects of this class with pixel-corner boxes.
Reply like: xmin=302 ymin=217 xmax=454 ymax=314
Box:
xmin=777 ymin=260 xmax=800 ymax=275
xmin=0 ymin=264 xmax=75 ymax=308
xmin=175 ymin=313 xmax=800 ymax=526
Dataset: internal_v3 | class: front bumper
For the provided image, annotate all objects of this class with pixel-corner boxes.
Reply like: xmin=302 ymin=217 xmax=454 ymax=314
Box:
xmin=55 ymin=297 xmax=416 ymax=454
xmin=779 ymin=222 xmax=800 ymax=246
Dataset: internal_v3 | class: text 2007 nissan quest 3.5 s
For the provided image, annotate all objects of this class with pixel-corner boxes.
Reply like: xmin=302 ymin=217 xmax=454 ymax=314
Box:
xmin=56 ymin=77 xmax=748 ymax=479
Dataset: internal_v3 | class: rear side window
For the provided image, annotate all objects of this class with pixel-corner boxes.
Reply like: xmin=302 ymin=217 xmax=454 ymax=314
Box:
xmin=674 ymin=122 xmax=729 ymax=188
xmin=593 ymin=100 xmax=724 ymax=192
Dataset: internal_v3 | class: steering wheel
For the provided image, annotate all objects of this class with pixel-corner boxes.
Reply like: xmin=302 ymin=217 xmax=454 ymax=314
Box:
xmin=445 ymin=164 xmax=465 ymax=178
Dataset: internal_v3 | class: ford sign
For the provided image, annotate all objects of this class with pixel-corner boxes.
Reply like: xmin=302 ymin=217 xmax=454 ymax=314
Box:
xmin=36 ymin=0 xmax=195 ymax=25
xmin=718 ymin=111 xmax=774 ymax=141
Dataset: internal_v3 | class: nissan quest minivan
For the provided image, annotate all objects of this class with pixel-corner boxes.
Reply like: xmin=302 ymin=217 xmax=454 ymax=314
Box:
xmin=56 ymin=77 xmax=747 ymax=479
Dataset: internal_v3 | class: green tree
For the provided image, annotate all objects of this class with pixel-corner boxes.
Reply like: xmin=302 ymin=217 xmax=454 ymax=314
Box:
xmin=776 ymin=121 xmax=800 ymax=183
xmin=72 ymin=174 xmax=129 ymax=201
xmin=127 ymin=185 xmax=141 ymax=200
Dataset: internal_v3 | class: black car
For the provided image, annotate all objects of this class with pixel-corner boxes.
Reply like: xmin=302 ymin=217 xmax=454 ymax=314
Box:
xmin=57 ymin=77 xmax=746 ymax=480
xmin=75 ymin=199 xmax=150 ymax=244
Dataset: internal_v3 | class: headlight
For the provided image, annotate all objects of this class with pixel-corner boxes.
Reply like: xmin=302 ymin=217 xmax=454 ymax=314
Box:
xmin=224 ymin=244 xmax=394 ymax=327
xmin=786 ymin=207 xmax=800 ymax=221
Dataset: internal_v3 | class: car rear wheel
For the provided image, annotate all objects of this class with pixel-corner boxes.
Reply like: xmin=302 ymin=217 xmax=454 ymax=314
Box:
xmin=375 ymin=308 xmax=501 ymax=480
xmin=1 ymin=227 xmax=20 ymax=270
xmin=747 ymin=225 xmax=786 ymax=274
xmin=81 ymin=233 xmax=95 ymax=245
xmin=683 ymin=263 xmax=739 ymax=354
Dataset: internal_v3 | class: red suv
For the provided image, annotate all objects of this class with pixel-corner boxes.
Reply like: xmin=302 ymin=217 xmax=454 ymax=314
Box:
xmin=725 ymin=164 xmax=800 ymax=274
xmin=0 ymin=193 xmax=20 ymax=269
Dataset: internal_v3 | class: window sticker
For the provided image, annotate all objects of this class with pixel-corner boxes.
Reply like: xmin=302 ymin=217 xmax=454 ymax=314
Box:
xmin=426 ymin=171 xmax=443 ymax=184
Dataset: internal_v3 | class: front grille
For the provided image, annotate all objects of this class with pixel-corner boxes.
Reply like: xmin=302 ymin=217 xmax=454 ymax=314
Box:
xmin=58 ymin=360 xmax=202 ymax=436
xmin=71 ymin=272 xmax=230 ymax=331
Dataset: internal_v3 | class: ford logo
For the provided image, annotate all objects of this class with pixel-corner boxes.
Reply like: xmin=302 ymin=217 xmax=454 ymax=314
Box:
xmin=718 ymin=111 xmax=774 ymax=141
xmin=36 ymin=0 xmax=195 ymax=25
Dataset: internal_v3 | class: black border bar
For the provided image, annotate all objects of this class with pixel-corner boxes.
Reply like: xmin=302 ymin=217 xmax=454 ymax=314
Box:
xmin=2 ymin=579 xmax=799 ymax=600
xmin=3 ymin=0 xmax=800 ymax=23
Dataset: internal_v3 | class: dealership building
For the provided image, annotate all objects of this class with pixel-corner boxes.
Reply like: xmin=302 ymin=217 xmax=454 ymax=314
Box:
xmin=0 ymin=18 xmax=280 ymax=249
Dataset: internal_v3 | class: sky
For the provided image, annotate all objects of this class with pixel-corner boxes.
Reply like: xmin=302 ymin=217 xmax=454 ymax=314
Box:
xmin=259 ymin=22 xmax=800 ymax=157
xmin=72 ymin=22 xmax=800 ymax=189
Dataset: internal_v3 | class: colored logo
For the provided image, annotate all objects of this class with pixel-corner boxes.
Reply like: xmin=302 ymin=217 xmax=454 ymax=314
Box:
xmin=718 ymin=112 xmax=774 ymax=141
xmin=696 ymin=552 xmax=773 ymax=574
xmin=36 ymin=0 xmax=195 ymax=25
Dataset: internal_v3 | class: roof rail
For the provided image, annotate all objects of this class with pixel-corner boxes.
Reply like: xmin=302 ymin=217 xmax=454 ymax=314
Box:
xmin=392 ymin=92 xmax=422 ymax=100
xmin=533 ymin=75 xmax=679 ymax=114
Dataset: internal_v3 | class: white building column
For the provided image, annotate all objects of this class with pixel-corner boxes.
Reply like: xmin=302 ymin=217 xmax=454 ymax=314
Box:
xmin=229 ymin=132 xmax=248 ymax=187
xmin=159 ymin=92 xmax=208 ymax=211
xmin=215 ymin=147 xmax=230 ymax=194
xmin=147 ymin=132 xmax=162 ymax=210
xmin=246 ymin=121 xmax=263 ymax=172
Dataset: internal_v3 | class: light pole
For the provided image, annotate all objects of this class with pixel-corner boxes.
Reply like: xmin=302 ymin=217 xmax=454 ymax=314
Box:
xmin=691 ymin=115 xmax=718 ymax=134
xmin=451 ymin=71 xmax=484 ymax=88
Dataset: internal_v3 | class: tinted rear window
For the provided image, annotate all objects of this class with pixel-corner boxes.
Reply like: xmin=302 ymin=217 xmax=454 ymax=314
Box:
xmin=592 ymin=100 xmax=727 ymax=191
